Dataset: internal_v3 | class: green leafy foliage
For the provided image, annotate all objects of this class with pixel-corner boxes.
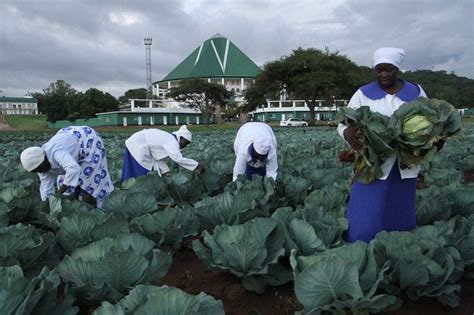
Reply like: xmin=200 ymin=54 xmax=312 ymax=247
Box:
xmin=337 ymin=106 xmax=395 ymax=183
xmin=0 ymin=224 xmax=60 ymax=274
xmin=389 ymin=97 xmax=463 ymax=166
xmin=192 ymin=218 xmax=287 ymax=293
xmin=373 ymin=230 xmax=463 ymax=307
xmin=92 ymin=285 xmax=224 ymax=315
xmin=290 ymin=242 xmax=402 ymax=314
xmin=0 ymin=265 xmax=78 ymax=315
xmin=56 ymin=233 xmax=172 ymax=304
xmin=130 ymin=205 xmax=199 ymax=251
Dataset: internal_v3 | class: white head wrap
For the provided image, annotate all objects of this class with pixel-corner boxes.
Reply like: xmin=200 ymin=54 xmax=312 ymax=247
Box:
xmin=373 ymin=47 xmax=406 ymax=68
xmin=253 ymin=138 xmax=271 ymax=155
xmin=20 ymin=146 xmax=45 ymax=172
xmin=173 ymin=125 xmax=192 ymax=142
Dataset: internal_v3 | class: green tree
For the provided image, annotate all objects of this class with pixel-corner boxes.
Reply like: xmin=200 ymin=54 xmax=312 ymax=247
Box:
xmin=118 ymin=88 xmax=147 ymax=105
xmin=41 ymin=80 xmax=78 ymax=122
xmin=247 ymin=48 xmax=361 ymax=125
xmin=223 ymin=102 xmax=239 ymax=120
xmin=79 ymin=88 xmax=118 ymax=118
xmin=167 ymin=79 xmax=232 ymax=126
xmin=400 ymin=70 xmax=474 ymax=108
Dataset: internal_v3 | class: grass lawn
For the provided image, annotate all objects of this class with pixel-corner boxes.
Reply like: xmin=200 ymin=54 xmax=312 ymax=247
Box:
xmin=4 ymin=115 xmax=48 ymax=130
xmin=3 ymin=114 xmax=472 ymax=132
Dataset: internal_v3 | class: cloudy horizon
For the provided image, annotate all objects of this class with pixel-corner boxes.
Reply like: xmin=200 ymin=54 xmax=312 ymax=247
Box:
xmin=1 ymin=0 xmax=473 ymax=98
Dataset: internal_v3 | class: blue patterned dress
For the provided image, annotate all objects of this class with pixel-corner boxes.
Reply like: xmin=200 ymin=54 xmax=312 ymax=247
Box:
xmin=40 ymin=126 xmax=114 ymax=207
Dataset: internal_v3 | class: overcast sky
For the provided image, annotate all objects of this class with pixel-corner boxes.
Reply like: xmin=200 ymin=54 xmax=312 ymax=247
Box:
xmin=1 ymin=0 xmax=473 ymax=98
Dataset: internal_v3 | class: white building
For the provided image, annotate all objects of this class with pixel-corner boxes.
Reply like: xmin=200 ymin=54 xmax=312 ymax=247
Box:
xmin=151 ymin=34 xmax=260 ymax=112
xmin=0 ymin=96 xmax=38 ymax=115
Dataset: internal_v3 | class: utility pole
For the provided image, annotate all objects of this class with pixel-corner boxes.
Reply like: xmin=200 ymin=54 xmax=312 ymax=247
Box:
xmin=144 ymin=38 xmax=152 ymax=100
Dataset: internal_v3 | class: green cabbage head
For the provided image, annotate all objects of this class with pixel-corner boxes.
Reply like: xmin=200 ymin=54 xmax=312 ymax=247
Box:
xmin=402 ymin=114 xmax=433 ymax=141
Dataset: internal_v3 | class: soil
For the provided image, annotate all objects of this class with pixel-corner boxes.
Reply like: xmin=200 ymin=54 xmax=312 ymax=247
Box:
xmin=154 ymin=243 xmax=301 ymax=315
xmin=154 ymin=241 xmax=474 ymax=315
xmin=464 ymin=171 xmax=474 ymax=184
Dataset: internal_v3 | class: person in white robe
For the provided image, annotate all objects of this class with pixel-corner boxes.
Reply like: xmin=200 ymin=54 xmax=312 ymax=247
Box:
xmin=232 ymin=122 xmax=278 ymax=181
xmin=121 ymin=125 xmax=205 ymax=181
xmin=20 ymin=126 xmax=114 ymax=207
xmin=337 ymin=47 xmax=428 ymax=243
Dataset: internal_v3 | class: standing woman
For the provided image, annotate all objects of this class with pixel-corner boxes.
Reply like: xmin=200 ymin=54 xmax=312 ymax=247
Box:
xmin=20 ymin=126 xmax=114 ymax=207
xmin=337 ymin=47 xmax=427 ymax=243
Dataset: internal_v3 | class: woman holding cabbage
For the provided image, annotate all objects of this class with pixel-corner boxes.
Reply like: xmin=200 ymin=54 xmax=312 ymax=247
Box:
xmin=337 ymin=47 xmax=428 ymax=243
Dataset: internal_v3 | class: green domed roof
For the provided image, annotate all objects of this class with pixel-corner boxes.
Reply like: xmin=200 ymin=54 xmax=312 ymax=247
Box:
xmin=156 ymin=34 xmax=261 ymax=83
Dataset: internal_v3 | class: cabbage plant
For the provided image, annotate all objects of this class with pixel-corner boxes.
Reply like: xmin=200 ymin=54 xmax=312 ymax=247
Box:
xmin=337 ymin=106 xmax=395 ymax=183
xmin=0 ymin=265 xmax=78 ymax=315
xmin=130 ymin=205 xmax=199 ymax=251
xmin=290 ymin=241 xmax=402 ymax=314
xmin=56 ymin=233 xmax=172 ymax=304
xmin=389 ymin=97 xmax=463 ymax=167
xmin=0 ymin=223 xmax=59 ymax=275
xmin=192 ymin=217 xmax=287 ymax=293
xmin=373 ymin=230 xmax=463 ymax=307
xmin=93 ymin=285 xmax=224 ymax=315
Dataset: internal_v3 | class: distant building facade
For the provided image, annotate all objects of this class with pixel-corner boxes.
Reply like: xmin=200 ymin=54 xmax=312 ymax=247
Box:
xmin=152 ymin=33 xmax=261 ymax=110
xmin=0 ymin=96 xmax=38 ymax=115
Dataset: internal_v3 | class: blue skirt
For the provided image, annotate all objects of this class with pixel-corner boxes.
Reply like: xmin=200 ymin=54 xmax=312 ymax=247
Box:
xmin=346 ymin=163 xmax=417 ymax=243
xmin=245 ymin=165 xmax=266 ymax=180
xmin=121 ymin=148 xmax=150 ymax=182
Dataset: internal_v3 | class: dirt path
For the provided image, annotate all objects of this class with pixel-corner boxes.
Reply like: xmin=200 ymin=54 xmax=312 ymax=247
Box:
xmin=0 ymin=115 xmax=15 ymax=131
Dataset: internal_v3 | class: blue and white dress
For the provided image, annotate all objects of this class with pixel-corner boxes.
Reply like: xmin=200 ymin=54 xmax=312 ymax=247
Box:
xmin=39 ymin=126 xmax=114 ymax=207
xmin=337 ymin=79 xmax=427 ymax=243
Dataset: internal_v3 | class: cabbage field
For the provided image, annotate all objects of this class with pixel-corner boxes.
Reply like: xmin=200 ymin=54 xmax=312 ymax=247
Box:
xmin=0 ymin=124 xmax=473 ymax=314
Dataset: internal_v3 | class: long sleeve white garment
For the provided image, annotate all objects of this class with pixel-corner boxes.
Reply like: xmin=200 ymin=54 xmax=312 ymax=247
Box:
xmin=125 ymin=129 xmax=199 ymax=175
xmin=337 ymin=84 xmax=427 ymax=180
xmin=233 ymin=122 xmax=278 ymax=181
xmin=39 ymin=133 xmax=82 ymax=200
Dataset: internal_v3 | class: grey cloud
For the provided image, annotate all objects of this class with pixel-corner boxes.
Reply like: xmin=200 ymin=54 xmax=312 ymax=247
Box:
xmin=1 ymin=0 xmax=472 ymax=98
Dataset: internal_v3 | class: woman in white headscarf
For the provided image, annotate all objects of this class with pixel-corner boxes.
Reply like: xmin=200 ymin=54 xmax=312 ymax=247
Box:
xmin=20 ymin=126 xmax=114 ymax=207
xmin=337 ymin=47 xmax=429 ymax=243
xmin=121 ymin=125 xmax=205 ymax=181
xmin=232 ymin=122 xmax=278 ymax=181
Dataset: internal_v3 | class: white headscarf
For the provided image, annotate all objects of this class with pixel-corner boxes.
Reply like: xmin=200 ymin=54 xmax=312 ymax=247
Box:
xmin=373 ymin=47 xmax=406 ymax=68
xmin=173 ymin=125 xmax=192 ymax=142
xmin=253 ymin=138 xmax=271 ymax=155
xmin=20 ymin=146 xmax=45 ymax=171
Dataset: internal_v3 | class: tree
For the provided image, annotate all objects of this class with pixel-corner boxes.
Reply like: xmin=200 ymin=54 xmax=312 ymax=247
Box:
xmin=167 ymin=79 xmax=232 ymax=126
xmin=400 ymin=70 xmax=474 ymax=108
xmin=35 ymin=80 xmax=119 ymax=122
xmin=223 ymin=102 xmax=239 ymax=120
xmin=118 ymin=88 xmax=147 ymax=105
xmin=41 ymin=80 xmax=78 ymax=122
xmin=248 ymin=48 xmax=361 ymax=125
xmin=79 ymin=88 xmax=119 ymax=118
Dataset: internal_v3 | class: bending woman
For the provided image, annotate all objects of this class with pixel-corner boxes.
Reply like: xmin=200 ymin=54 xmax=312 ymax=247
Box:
xmin=20 ymin=126 xmax=114 ymax=207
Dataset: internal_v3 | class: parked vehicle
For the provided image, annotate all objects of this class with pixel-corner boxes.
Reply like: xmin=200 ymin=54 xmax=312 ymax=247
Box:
xmin=279 ymin=118 xmax=308 ymax=127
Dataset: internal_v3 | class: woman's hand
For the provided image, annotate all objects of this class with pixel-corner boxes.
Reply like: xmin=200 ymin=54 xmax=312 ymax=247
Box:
xmin=195 ymin=164 xmax=206 ymax=175
xmin=343 ymin=127 xmax=363 ymax=150
xmin=58 ymin=184 xmax=68 ymax=194
xmin=435 ymin=140 xmax=445 ymax=152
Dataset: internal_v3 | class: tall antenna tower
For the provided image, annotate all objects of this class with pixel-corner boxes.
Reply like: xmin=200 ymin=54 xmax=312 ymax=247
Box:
xmin=144 ymin=38 xmax=152 ymax=99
